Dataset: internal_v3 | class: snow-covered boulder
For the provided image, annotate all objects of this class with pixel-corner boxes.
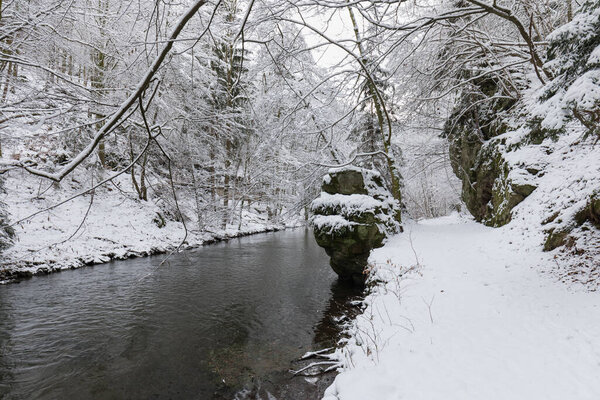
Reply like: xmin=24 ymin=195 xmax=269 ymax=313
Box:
xmin=311 ymin=167 xmax=401 ymax=284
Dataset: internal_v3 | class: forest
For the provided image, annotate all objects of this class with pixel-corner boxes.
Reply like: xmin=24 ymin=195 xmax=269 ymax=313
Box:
xmin=0 ymin=0 xmax=599 ymax=399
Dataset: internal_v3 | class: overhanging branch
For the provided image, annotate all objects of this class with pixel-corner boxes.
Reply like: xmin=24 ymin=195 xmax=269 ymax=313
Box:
xmin=18 ymin=0 xmax=209 ymax=182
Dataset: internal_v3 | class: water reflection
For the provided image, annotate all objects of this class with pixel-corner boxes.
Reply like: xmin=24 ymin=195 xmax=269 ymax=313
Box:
xmin=313 ymin=281 xmax=364 ymax=348
xmin=0 ymin=229 xmax=363 ymax=400
xmin=231 ymin=280 xmax=364 ymax=399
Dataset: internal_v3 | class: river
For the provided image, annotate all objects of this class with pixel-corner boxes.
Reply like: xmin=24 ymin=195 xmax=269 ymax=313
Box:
xmin=0 ymin=228 xmax=362 ymax=399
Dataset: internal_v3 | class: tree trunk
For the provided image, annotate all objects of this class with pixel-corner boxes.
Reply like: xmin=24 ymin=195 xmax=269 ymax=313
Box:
xmin=237 ymin=197 xmax=244 ymax=230
xmin=191 ymin=165 xmax=204 ymax=230
xmin=347 ymin=5 xmax=402 ymax=220
xmin=93 ymin=0 xmax=108 ymax=168
xmin=222 ymin=172 xmax=229 ymax=229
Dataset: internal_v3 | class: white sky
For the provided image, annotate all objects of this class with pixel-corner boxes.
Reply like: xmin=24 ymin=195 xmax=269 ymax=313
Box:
xmin=302 ymin=7 xmax=356 ymax=68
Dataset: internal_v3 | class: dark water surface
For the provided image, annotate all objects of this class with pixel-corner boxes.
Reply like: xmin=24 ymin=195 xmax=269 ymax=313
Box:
xmin=0 ymin=229 xmax=362 ymax=399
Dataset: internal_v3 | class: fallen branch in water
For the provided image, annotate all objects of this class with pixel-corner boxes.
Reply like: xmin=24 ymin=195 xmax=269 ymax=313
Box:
xmin=290 ymin=360 xmax=340 ymax=376
xmin=299 ymin=347 xmax=336 ymax=361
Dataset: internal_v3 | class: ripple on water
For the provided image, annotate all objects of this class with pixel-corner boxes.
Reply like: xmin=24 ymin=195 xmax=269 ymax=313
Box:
xmin=0 ymin=229 xmax=363 ymax=399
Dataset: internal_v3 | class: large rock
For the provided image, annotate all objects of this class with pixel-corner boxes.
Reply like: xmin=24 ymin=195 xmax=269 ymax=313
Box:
xmin=545 ymin=190 xmax=600 ymax=251
xmin=311 ymin=167 xmax=401 ymax=284
xmin=444 ymin=76 xmax=537 ymax=227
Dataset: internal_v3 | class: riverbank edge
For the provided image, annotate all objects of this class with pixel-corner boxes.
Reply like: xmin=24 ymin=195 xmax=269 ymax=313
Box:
xmin=0 ymin=224 xmax=300 ymax=285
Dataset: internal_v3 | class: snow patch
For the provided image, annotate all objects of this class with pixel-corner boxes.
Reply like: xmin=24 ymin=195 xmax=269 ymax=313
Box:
xmin=312 ymin=193 xmax=383 ymax=214
xmin=311 ymin=215 xmax=358 ymax=233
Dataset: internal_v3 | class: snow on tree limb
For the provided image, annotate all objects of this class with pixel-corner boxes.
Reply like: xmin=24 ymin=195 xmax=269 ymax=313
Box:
xmin=17 ymin=0 xmax=209 ymax=182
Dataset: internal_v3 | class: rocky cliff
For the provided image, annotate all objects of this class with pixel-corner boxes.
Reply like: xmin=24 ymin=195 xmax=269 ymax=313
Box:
xmin=445 ymin=2 xmax=600 ymax=288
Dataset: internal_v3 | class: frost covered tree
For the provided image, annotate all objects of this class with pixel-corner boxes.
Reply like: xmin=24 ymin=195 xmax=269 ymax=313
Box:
xmin=543 ymin=0 xmax=600 ymax=141
xmin=207 ymin=0 xmax=253 ymax=226
xmin=0 ymin=175 xmax=14 ymax=250
xmin=247 ymin=18 xmax=346 ymax=220
xmin=346 ymin=4 xmax=402 ymax=204
xmin=0 ymin=0 xmax=584 ymax=235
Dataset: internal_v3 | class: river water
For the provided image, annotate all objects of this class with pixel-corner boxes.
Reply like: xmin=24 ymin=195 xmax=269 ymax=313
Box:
xmin=0 ymin=229 xmax=362 ymax=399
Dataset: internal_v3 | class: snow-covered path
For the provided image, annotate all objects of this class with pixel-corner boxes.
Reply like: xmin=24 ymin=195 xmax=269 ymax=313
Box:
xmin=325 ymin=215 xmax=600 ymax=400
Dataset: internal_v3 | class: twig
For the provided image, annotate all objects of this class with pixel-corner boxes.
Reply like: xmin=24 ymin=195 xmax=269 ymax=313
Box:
xmin=55 ymin=183 xmax=95 ymax=246
xmin=422 ymin=295 xmax=435 ymax=324
xmin=136 ymin=97 xmax=188 ymax=265
xmin=11 ymin=129 xmax=160 ymax=226
xmin=408 ymin=227 xmax=422 ymax=267
xmin=312 ymin=150 xmax=390 ymax=169
xmin=18 ymin=0 xmax=209 ymax=182
xmin=30 ymin=179 xmax=96 ymax=253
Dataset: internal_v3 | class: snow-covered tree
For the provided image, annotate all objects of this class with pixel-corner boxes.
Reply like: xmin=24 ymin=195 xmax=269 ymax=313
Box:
xmin=543 ymin=0 xmax=600 ymax=141
xmin=0 ymin=176 xmax=14 ymax=251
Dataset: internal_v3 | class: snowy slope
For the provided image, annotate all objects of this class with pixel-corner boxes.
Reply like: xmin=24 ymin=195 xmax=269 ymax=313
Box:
xmin=324 ymin=215 xmax=600 ymax=400
xmin=500 ymin=120 xmax=600 ymax=289
xmin=0 ymin=168 xmax=298 ymax=283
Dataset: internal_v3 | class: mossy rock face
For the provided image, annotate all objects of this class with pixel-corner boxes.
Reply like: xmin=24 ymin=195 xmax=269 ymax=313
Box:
xmin=461 ymin=143 xmax=502 ymax=222
xmin=512 ymin=183 xmax=537 ymax=198
xmin=591 ymin=194 xmax=600 ymax=226
xmin=444 ymin=75 xmax=538 ymax=227
xmin=322 ymin=170 xmax=368 ymax=195
xmin=443 ymin=72 xmax=551 ymax=227
xmin=444 ymin=74 xmax=518 ymax=226
xmin=314 ymin=223 xmax=385 ymax=282
xmin=542 ymin=191 xmax=600 ymax=253
xmin=486 ymin=162 xmax=538 ymax=227
xmin=451 ymin=139 xmax=529 ymax=226
xmin=451 ymin=136 xmax=537 ymax=227
xmin=311 ymin=168 xmax=400 ymax=285
xmin=574 ymin=191 xmax=600 ymax=228
xmin=544 ymin=228 xmax=570 ymax=252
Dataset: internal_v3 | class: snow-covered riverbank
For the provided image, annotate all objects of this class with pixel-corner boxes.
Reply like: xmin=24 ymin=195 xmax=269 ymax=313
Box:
xmin=0 ymin=169 xmax=300 ymax=284
xmin=325 ymin=214 xmax=600 ymax=400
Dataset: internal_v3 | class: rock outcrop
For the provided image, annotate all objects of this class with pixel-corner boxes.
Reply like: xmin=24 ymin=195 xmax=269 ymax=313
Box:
xmin=444 ymin=74 xmax=540 ymax=227
xmin=311 ymin=167 xmax=401 ymax=284
xmin=443 ymin=2 xmax=600 ymax=288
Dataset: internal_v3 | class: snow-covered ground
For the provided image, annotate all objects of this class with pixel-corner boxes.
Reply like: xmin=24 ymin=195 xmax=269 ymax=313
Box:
xmin=0 ymin=168 xmax=300 ymax=283
xmin=325 ymin=213 xmax=600 ymax=400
